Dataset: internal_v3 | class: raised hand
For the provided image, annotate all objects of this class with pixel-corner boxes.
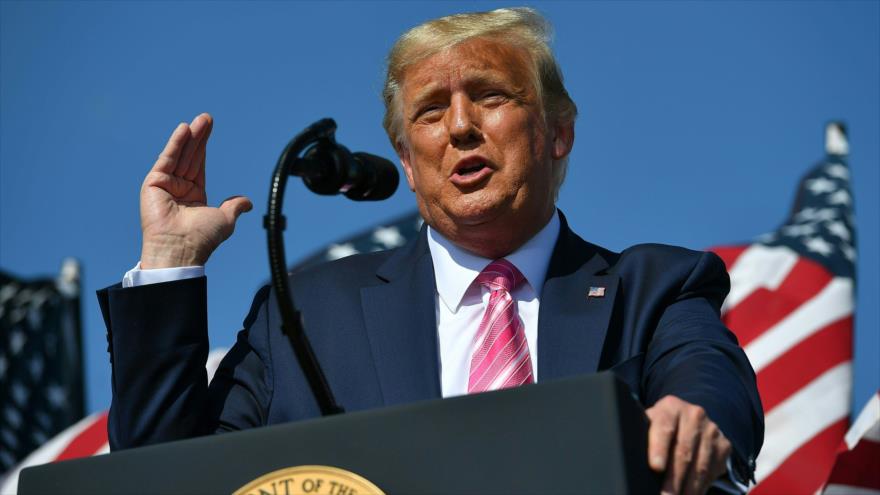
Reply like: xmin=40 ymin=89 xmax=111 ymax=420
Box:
xmin=140 ymin=113 xmax=252 ymax=269
xmin=646 ymin=395 xmax=733 ymax=495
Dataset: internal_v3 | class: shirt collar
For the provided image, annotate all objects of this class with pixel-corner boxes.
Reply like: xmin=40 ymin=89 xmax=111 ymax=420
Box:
xmin=427 ymin=211 xmax=561 ymax=313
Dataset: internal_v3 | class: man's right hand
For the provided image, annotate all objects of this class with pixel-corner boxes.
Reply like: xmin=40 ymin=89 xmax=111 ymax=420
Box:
xmin=140 ymin=113 xmax=252 ymax=269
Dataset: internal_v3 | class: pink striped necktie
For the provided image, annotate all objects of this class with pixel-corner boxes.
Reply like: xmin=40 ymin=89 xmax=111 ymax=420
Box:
xmin=468 ymin=258 xmax=534 ymax=393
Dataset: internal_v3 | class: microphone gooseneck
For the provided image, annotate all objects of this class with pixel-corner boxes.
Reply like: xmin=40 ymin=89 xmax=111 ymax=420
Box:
xmin=264 ymin=118 xmax=398 ymax=417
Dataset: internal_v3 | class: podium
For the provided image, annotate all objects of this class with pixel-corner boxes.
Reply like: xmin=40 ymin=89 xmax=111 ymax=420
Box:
xmin=19 ymin=372 xmax=661 ymax=494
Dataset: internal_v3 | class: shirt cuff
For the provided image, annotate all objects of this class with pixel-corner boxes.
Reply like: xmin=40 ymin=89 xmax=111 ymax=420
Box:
xmin=122 ymin=262 xmax=205 ymax=288
xmin=711 ymin=456 xmax=750 ymax=494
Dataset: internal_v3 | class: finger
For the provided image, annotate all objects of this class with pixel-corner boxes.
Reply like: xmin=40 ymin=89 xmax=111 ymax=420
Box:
xmin=185 ymin=114 xmax=213 ymax=182
xmin=666 ymin=405 xmax=705 ymax=495
xmin=219 ymin=196 xmax=253 ymax=227
xmin=177 ymin=114 xmax=211 ymax=179
xmin=153 ymin=123 xmax=191 ymax=174
xmin=142 ymin=171 xmax=203 ymax=203
xmin=682 ymin=431 xmax=715 ymax=495
xmin=684 ymin=421 xmax=729 ymax=494
xmin=175 ymin=114 xmax=208 ymax=178
xmin=191 ymin=141 xmax=207 ymax=192
xmin=647 ymin=400 xmax=678 ymax=473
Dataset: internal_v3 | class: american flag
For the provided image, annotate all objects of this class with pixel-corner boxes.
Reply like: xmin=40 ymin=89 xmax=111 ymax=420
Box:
xmin=711 ymin=122 xmax=856 ymax=493
xmin=291 ymin=210 xmax=424 ymax=270
xmin=0 ymin=259 xmax=84 ymax=475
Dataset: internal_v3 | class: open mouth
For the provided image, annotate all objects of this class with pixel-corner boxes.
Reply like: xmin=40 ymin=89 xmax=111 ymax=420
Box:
xmin=457 ymin=162 xmax=488 ymax=176
xmin=451 ymin=158 xmax=493 ymax=187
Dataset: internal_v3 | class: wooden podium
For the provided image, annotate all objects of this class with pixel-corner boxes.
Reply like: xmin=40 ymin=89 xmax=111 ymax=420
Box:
xmin=19 ymin=372 xmax=661 ymax=494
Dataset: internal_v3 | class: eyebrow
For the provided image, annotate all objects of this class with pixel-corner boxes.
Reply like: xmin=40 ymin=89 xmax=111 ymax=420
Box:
xmin=407 ymin=70 xmax=524 ymax=111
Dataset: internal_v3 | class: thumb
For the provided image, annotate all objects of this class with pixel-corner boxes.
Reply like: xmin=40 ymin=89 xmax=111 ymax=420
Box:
xmin=219 ymin=195 xmax=253 ymax=224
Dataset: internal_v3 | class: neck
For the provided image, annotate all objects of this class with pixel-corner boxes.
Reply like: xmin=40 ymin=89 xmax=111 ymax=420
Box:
xmin=429 ymin=207 xmax=556 ymax=259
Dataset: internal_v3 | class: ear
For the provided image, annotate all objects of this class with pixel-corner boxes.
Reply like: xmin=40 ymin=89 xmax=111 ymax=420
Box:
xmin=550 ymin=120 xmax=575 ymax=160
xmin=396 ymin=141 xmax=417 ymax=192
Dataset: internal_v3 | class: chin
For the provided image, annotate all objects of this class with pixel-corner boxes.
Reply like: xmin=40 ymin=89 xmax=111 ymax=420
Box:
xmin=446 ymin=203 xmax=510 ymax=231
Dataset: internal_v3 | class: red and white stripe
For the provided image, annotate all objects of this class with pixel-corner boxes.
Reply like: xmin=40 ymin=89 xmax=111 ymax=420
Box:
xmin=822 ymin=391 xmax=880 ymax=495
xmin=712 ymin=244 xmax=854 ymax=494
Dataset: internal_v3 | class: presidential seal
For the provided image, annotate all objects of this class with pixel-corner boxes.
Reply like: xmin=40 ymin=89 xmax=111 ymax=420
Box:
xmin=233 ymin=465 xmax=385 ymax=495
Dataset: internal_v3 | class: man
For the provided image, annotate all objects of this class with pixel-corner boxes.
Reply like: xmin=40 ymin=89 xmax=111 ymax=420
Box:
xmin=99 ymin=8 xmax=762 ymax=494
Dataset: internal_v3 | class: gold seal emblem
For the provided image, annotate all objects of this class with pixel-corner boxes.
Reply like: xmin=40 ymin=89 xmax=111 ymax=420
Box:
xmin=233 ymin=465 xmax=385 ymax=495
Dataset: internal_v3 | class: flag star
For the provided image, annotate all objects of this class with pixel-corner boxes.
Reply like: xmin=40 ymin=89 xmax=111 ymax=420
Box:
xmin=825 ymin=163 xmax=849 ymax=180
xmin=827 ymin=189 xmax=852 ymax=206
xmin=46 ymin=384 xmax=66 ymax=408
xmin=783 ymin=223 xmax=817 ymax=236
xmin=805 ymin=177 xmax=837 ymax=194
xmin=794 ymin=207 xmax=818 ymax=221
xmin=4 ymin=407 xmax=22 ymax=429
xmin=841 ymin=244 xmax=857 ymax=262
xmin=9 ymin=329 xmax=26 ymax=355
xmin=11 ymin=381 xmax=28 ymax=406
xmin=813 ymin=208 xmax=839 ymax=222
xmin=326 ymin=243 xmax=359 ymax=260
xmin=372 ymin=226 xmax=406 ymax=248
xmin=9 ymin=307 xmax=26 ymax=325
xmin=825 ymin=220 xmax=851 ymax=241
xmin=804 ymin=236 xmax=834 ymax=256
xmin=0 ymin=284 xmax=18 ymax=305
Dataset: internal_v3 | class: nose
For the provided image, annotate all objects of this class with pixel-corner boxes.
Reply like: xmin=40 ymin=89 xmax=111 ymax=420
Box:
xmin=446 ymin=93 xmax=482 ymax=148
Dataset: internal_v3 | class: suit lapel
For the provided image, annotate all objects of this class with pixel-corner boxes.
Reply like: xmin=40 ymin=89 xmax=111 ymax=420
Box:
xmin=538 ymin=216 xmax=620 ymax=381
xmin=361 ymin=228 xmax=442 ymax=406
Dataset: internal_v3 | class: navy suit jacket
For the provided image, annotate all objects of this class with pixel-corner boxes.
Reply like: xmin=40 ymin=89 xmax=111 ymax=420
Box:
xmin=98 ymin=214 xmax=762 ymax=480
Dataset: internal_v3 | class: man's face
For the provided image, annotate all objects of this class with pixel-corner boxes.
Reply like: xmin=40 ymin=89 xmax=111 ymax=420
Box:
xmin=396 ymin=37 xmax=573 ymax=257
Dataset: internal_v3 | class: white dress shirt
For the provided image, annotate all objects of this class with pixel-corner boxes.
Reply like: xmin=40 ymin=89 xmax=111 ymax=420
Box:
xmin=427 ymin=212 xmax=559 ymax=397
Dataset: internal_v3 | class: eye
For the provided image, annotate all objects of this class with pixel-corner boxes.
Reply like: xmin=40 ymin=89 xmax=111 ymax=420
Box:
xmin=422 ymin=104 xmax=443 ymax=114
xmin=479 ymin=90 xmax=508 ymax=105
xmin=414 ymin=103 xmax=445 ymax=122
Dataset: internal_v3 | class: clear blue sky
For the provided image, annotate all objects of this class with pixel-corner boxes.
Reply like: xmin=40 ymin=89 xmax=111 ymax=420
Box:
xmin=1 ymin=1 xmax=877 ymax=415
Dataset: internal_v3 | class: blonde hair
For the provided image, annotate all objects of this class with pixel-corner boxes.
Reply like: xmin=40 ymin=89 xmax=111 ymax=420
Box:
xmin=382 ymin=7 xmax=577 ymax=195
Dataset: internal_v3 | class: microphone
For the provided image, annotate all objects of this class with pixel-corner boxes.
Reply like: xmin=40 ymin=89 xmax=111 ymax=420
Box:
xmin=296 ymin=139 xmax=399 ymax=201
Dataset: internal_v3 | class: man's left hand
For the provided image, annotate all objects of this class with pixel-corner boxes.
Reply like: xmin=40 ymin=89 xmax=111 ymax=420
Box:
xmin=646 ymin=395 xmax=733 ymax=495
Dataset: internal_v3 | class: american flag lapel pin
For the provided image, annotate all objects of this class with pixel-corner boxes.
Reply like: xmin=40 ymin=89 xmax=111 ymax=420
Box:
xmin=588 ymin=286 xmax=606 ymax=298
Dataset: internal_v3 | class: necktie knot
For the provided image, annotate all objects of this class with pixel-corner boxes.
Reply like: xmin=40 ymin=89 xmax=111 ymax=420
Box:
xmin=476 ymin=258 xmax=525 ymax=294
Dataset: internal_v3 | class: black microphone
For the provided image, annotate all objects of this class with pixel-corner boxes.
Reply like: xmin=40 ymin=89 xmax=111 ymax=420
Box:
xmin=296 ymin=139 xmax=399 ymax=201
